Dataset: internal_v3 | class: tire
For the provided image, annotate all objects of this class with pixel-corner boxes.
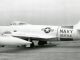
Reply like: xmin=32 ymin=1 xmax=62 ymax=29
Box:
xmin=38 ymin=41 xmax=47 ymax=46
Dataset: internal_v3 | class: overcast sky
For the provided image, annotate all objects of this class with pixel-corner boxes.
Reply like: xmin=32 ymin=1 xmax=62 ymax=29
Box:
xmin=0 ymin=0 xmax=80 ymax=25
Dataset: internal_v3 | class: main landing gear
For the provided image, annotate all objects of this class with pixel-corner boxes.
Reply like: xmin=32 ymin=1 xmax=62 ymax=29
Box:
xmin=23 ymin=38 xmax=48 ymax=48
xmin=38 ymin=41 xmax=47 ymax=46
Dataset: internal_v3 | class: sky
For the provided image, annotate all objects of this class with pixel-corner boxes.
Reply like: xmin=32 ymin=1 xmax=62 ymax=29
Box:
xmin=0 ymin=0 xmax=80 ymax=25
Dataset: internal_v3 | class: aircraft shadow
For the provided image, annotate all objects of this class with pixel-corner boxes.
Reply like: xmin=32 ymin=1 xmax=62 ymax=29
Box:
xmin=0 ymin=44 xmax=80 ymax=53
xmin=0 ymin=44 xmax=57 ymax=53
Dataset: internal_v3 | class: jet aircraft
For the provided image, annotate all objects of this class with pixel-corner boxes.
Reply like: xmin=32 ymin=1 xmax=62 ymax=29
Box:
xmin=0 ymin=21 xmax=79 ymax=47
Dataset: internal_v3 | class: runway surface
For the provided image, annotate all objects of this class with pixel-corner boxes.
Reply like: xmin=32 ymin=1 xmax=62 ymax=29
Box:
xmin=0 ymin=41 xmax=80 ymax=60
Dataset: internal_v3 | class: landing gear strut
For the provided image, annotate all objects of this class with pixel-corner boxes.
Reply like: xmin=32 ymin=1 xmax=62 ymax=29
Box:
xmin=28 ymin=38 xmax=34 ymax=48
xmin=30 ymin=42 xmax=34 ymax=48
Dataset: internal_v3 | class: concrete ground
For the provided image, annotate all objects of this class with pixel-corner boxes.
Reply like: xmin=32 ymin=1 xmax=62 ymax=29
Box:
xmin=0 ymin=41 xmax=80 ymax=60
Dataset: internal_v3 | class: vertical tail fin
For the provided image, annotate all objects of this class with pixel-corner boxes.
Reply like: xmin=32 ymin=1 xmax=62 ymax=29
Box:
xmin=74 ymin=21 xmax=80 ymax=29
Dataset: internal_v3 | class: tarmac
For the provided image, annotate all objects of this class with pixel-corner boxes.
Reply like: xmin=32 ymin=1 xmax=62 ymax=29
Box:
xmin=0 ymin=41 xmax=80 ymax=60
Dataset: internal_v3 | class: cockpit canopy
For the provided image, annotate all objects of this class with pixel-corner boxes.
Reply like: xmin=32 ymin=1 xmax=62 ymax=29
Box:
xmin=10 ymin=21 xmax=29 ymax=25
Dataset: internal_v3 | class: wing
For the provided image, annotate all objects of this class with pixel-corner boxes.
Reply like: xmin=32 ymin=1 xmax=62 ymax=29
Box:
xmin=10 ymin=32 xmax=57 ymax=41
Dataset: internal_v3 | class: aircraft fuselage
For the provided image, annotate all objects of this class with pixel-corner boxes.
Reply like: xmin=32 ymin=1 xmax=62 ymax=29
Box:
xmin=5 ymin=24 xmax=80 ymax=41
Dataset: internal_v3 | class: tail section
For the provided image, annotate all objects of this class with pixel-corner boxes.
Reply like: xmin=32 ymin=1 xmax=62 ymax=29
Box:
xmin=74 ymin=21 xmax=80 ymax=29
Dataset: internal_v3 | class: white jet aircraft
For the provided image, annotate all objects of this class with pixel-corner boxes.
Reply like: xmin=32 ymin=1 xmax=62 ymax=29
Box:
xmin=0 ymin=21 xmax=80 ymax=47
